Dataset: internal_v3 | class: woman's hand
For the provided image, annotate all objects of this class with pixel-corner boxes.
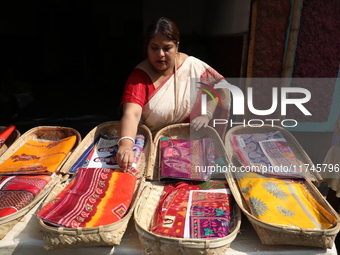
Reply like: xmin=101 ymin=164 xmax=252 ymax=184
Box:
xmin=116 ymin=144 xmax=135 ymax=170
xmin=191 ymin=115 xmax=210 ymax=131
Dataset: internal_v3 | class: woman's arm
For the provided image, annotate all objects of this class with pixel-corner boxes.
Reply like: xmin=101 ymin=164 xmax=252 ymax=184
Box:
xmin=117 ymin=102 xmax=142 ymax=170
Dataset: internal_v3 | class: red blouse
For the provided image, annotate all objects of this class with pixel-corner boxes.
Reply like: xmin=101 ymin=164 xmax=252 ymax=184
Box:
xmin=121 ymin=68 xmax=156 ymax=107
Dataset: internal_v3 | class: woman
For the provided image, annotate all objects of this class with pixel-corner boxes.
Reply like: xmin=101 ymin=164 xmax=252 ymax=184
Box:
xmin=117 ymin=17 xmax=231 ymax=170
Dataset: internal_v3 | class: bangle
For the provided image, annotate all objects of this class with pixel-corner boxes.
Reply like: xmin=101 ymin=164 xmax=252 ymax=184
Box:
xmin=206 ymin=110 xmax=213 ymax=120
xmin=118 ymin=136 xmax=135 ymax=145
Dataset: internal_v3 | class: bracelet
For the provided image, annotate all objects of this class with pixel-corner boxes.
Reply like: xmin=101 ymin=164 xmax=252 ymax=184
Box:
xmin=118 ymin=136 xmax=135 ymax=145
xmin=206 ymin=110 xmax=213 ymax=120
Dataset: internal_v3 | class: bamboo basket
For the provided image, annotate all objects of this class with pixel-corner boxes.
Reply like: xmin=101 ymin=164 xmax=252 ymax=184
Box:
xmin=134 ymin=123 xmax=242 ymax=255
xmin=38 ymin=121 xmax=153 ymax=250
xmin=224 ymin=124 xmax=340 ymax=249
xmin=0 ymin=126 xmax=81 ymax=240
xmin=0 ymin=126 xmax=21 ymax=156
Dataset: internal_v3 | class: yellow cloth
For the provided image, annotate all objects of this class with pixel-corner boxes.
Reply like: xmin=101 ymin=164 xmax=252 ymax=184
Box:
xmin=236 ymin=172 xmax=337 ymax=230
xmin=0 ymin=136 xmax=77 ymax=175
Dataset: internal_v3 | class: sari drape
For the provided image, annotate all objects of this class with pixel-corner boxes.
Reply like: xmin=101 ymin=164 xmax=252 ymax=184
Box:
xmin=142 ymin=56 xmax=231 ymax=139
xmin=37 ymin=167 xmax=137 ymax=228
xmin=0 ymin=136 xmax=77 ymax=175
xmin=235 ymin=172 xmax=337 ymax=230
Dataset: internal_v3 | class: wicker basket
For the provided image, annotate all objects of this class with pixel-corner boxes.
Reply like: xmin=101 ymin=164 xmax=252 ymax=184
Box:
xmin=0 ymin=126 xmax=81 ymax=240
xmin=38 ymin=121 xmax=153 ymax=250
xmin=224 ymin=124 xmax=340 ymax=249
xmin=0 ymin=126 xmax=20 ymax=157
xmin=134 ymin=123 xmax=242 ymax=255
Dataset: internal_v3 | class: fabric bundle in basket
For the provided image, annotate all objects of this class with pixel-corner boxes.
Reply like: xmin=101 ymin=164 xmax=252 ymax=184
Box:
xmin=69 ymin=134 xmax=145 ymax=174
xmin=0 ymin=175 xmax=52 ymax=217
xmin=235 ymin=172 xmax=337 ymax=230
xmin=0 ymin=126 xmax=81 ymax=240
xmin=224 ymin=124 xmax=340 ymax=248
xmin=150 ymin=181 xmax=232 ymax=239
xmin=0 ymin=136 xmax=77 ymax=175
xmin=231 ymin=131 xmax=305 ymax=178
xmin=159 ymin=137 xmax=222 ymax=182
xmin=134 ymin=123 xmax=241 ymax=255
xmin=37 ymin=167 xmax=137 ymax=228
xmin=38 ymin=121 xmax=152 ymax=250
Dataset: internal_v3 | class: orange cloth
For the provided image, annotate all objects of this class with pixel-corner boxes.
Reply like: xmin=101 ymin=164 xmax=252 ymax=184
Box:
xmin=0 ymin=136 xmax=77 ymax=175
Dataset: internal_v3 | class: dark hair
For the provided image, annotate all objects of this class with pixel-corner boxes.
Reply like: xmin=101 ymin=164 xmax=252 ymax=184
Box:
xmin=143 ymin=17 xmax=180 ymax=58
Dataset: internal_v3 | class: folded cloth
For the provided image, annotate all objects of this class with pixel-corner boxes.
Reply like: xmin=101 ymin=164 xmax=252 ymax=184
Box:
xmin=231 ymin=131 xmax=304 ymax=178
xmin=0 ymin=136 xmax=77 ymax=175
xmin=235 ymin=172 xmax=337 ymax=230
xmin=0 ymin=175 xmax=52 ymax=217
xmin=150 ymin=181 xmax=231 ymax=239
xmin=37 ymin=167 xmax=137 ymax=228
xmin=185 ymin=189 xmax=231 ymax=239
xmin=159 ymin=137 xmax=219 ymax=182
xmin=69 ymin=134 xmax=145 ymax=175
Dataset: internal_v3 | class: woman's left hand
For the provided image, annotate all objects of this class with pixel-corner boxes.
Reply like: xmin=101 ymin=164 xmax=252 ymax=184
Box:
xmin=191 ymin=115 xmax=210 ymax=131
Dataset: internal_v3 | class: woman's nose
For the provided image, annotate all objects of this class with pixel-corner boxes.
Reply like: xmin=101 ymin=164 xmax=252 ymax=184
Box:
xmin=157 ymin=49 xmax=165 ymax=57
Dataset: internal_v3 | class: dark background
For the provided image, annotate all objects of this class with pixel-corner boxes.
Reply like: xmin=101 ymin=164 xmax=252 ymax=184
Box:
xmin=0 ymin=0 xmax=247 ymax=137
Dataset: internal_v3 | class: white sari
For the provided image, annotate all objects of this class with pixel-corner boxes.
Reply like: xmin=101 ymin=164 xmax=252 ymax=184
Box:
xmin=140 ymin=56 xmax=231 ymax=138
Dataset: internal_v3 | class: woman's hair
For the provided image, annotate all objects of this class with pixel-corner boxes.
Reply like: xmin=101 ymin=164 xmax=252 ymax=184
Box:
xmin=143 ymin=17 xmax=180 ymax=57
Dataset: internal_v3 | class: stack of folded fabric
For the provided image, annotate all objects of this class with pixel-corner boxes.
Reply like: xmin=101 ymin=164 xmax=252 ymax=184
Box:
xmin=0 ymin=135 xmax=77 ymax=217
xmin=37 ymin=134 xmax=145 ymax=227
xmin=150 ymin=181 xmax=232 ymax=239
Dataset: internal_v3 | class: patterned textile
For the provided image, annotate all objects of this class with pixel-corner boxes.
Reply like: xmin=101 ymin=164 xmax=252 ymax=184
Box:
xmin=69 ymin=135 xmax=145 ymax=175
xmin=231 ymin=131 xmax=304 ymax=178
xmin=0 ymin=136 xmax=77 ymax=175
xmin=150 ymin=181 xmax=230 ymax=238
xmin=232 ymin=131 xmax=284 ymax=169
xmin=0 ymin=175 xmax=52 ymax=217
xmin=159 ymin=137 xmax=218 ymax=182
xmin=186 ymin=190 xmax=231 ymax=239
xmin=37 ymin=168 xmax=137 ymax=228
xmin=235 ymin=172 xmax=337 ymax=230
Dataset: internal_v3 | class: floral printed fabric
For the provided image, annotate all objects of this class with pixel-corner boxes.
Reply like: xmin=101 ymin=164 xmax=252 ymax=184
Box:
xmin=186 ymin=190 xmax=231 ymax=238
xmin=235 ymin=172 xmax=337 ymax=230
xmin=150 ymin=181 xmax=231 ymax=239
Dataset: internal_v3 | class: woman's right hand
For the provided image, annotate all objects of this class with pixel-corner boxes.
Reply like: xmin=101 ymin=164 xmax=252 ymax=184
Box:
xmin=117 ymin=143 xmax=135 ymax=170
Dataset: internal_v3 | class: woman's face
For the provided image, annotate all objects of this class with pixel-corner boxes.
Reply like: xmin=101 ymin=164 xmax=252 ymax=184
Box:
xmin=147 ymin=33 xmax=178 ymax=74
